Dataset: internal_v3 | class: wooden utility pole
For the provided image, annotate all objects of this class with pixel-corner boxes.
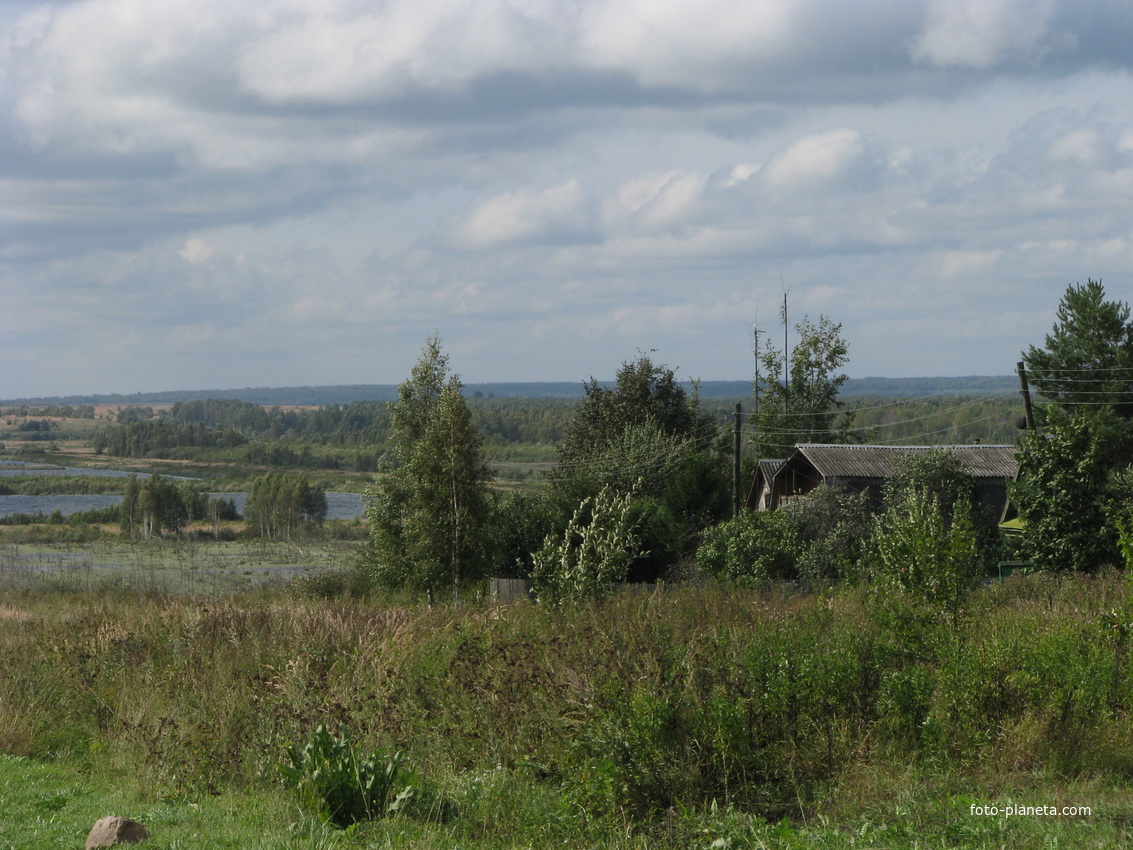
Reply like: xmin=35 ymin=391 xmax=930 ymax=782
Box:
xmin=733 ymin=403 xmax=743 ymax=516
xmin=752 ymin=324 xmax=763 ymax=454
xmin=1016 ymin=361 xmax=1035 ymax=430
xmin=782 ymin=292 xmax=789 ymax=416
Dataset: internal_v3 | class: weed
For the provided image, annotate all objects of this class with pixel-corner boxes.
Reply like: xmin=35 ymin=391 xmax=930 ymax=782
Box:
xmin=280 ymin=725 xmax=414 ymax=827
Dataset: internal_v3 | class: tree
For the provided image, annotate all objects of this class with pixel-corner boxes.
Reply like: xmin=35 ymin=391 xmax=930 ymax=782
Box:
xmin=546 ymin=355 xmax=729 ymax=580
xmin=119 ymin=473 xmax=194 ymax=540
xmin=245 ymin=472 xmax=327 ymax=540
xmin=753 ymin=315 xmax=852 ymax=459
xmin=549 ymin=356 xmax=717 ymax=500
xmin=695 ymin=508 xmax=803 ymax=585
xmin=1016 ymin=281 xmax=1133 ymax=572
xmin=1024 ymin=280 xmax=1133 ymax=417
xmin=530 ymin=485 xmax=646 ymax=604
xmin=869 ymin=485 xmax=979 ymax=621
xmin=361 ymin=336 xmax=491 ymax=601
xmin=1013 ymin=407 xmax=1130 ymax=572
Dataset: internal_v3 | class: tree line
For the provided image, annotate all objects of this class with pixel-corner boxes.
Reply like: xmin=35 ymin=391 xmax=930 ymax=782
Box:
xmin=355 ymin=282 xmax=1133 ymax=604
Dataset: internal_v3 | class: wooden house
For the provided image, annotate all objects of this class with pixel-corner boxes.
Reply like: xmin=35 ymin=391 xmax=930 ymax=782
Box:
xmin=744 ymin=458 xmax=784 ymax=511
xmin=759 ymin=443 xmax=1018 ymax=522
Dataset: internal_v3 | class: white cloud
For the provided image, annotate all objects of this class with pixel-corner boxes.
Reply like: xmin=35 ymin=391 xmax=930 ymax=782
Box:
xmin=912 ymin=0 xmax=1057 ymax=68
xmin=578 ymin=0 xmax=795 ymax=89
xmin=607 ymin=170 xmax=707 ymax=232
xmin=178 ymin=237 xmax=215 ymax=264
xmin=763 ymin=129 xmax=870 ymax=190
xmin=6 ymin=0 xmax=1133 ymax=396
xmin=444 ymin=179 xmax=592 ymax=250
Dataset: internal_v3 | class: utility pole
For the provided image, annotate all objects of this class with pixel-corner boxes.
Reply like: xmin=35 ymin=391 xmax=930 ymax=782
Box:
xmin=782 ymin=292 xmax=789 ymax=417
xmin=1017 ymin=361 xmax=1036 ymax=430
xmin=752 ymin=324 xmax=763 ymax=454
xmin=733 ymin=403 xmax=743 ymax=516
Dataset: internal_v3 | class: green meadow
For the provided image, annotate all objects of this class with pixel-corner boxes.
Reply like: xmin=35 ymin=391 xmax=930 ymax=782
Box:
xmin=2 ymin=562 xmax=1132 ymax=848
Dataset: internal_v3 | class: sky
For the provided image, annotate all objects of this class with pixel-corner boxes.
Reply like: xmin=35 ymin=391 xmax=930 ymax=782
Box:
xmin=4 ymin=0 xmax=1133 ymax=399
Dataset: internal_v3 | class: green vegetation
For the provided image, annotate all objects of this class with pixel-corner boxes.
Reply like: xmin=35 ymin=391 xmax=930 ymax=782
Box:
xmin=0 ymin=574 xmax=1131 ymax=847
xmin=754 ymin=313 xmax=853 ymax=458
xmin=245 ymin=473 xmax=327 ymax=541
xmin=280 ymin=725 xmax=417 ymax=827
xmin=1024 ymin=278 xmax=1133 ymax=416
xmin=360 ymin=336 xmax=492 ymax=602
xmin=1017 ymin=280 xmax=1133 ymax=572
xmin=9 ymin=286 xmax=1133 ymax=845
xmin=546 ymin=355 xmax=729 ymax=583
xmin=530 ymin=485 xmax=645 ymax=603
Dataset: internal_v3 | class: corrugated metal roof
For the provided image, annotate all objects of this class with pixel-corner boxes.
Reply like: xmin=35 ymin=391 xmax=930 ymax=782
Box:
xmin=757 ymin=459 xmax=785 ymax=478
xmin=793 ymin=444 xmax=1017 ymax=480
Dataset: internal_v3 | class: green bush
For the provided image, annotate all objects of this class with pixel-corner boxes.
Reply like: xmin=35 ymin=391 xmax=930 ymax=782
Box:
xmin=869 ymin=487 xmax=980 ymax=620
xmin=530 ymin=485 xmax=645 ymax=603
xmin=279 ymin=725 xmax=414 ymax=827
xmin=696 ymin=509 xmax=802 ymax=584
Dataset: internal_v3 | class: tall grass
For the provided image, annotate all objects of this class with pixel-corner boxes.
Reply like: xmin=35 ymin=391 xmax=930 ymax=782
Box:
xmin=1 ymin=573 xmax=1133 ymax=843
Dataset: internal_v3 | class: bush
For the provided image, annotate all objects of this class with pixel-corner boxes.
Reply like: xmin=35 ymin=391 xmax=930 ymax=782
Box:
xmin=783 ymin=486 xmax=871 ymax=586
xmin=696 ymin=509 xmax=803 ymax=584
xmin=280 ymin=725 xmax=415 ymax=827
xmin=530 ymin=485 xmax=645 ymax=603
xmin=869 ymin=487 xmax=980 ymax=621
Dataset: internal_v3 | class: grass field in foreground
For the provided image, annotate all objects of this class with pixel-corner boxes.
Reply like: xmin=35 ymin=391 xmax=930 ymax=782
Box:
xmin=4 ymin=572 xmax=1133 ymax=847
xmin=1 ymin=753 xmax=1129 ymax=849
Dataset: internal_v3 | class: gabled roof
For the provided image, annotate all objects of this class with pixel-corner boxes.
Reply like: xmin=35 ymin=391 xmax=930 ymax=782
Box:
xmin=757 ymin=458 xmax=785 ymax=479
xmin=790 ymin=444 xmax=1017 ymax=480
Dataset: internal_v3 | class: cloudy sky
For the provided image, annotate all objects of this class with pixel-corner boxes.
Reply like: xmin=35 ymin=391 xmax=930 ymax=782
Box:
xmin=4 ymin=0 xmax=1133 ymax=398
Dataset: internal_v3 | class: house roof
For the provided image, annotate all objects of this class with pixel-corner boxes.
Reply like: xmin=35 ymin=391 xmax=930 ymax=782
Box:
xmin=790 ymin=444 xmax=1017 ymax=481
xmin=757 ymin=458 xmax=785 ymax=479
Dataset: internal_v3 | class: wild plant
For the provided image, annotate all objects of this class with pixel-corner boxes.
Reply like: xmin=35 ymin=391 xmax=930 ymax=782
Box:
xmin=279 ymin=725 xmax=414 ymax=827
xmin=530 ymin=485 xmax=645 ymax=603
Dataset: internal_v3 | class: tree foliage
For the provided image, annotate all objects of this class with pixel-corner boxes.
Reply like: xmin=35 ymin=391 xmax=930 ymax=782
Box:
xmin=549 ymin=356 xmax=717 ymax=500
xmin=1014 ymin=407 xmax=1130 ymax=572
xmin=245 ymin=472 xmax=327 ymax=540
xmin=546 ymin=355 xmax=728 ymax=583
xmin=1016 ymin=281 xmax=1133 ymax=572
xmin=119 ymin=474 xmax=204 ymax=540
xmin=869 ymin=486 xmax=980 ymax=618
xmin=695 ymin=508 xmax=803 ymax=585
xmin=1024 ymin=279 xmax=1133 ymax=417
xmin=361 ymin=336 xmax=491 ymax=600
xmin=754 ymin=315 xmax=852 ymax=459
xmin=530 ymin=485 xmax=646 ymax=604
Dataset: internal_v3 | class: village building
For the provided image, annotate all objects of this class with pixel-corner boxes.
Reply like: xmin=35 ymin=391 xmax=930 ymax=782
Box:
xmin=747 ymin=443 xmax=1018 ymax=524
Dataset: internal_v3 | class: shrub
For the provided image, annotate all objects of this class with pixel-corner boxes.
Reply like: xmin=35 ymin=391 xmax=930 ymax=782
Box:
xmin=869 ymin=487 xmax=980 ymax=620
xmin=530 ymin=485 xmax=645 ymax=603
xmin=696 ymin=509 xmax=803 ymax=584
xmin=279 ymin=725 xmax=414 ymax=827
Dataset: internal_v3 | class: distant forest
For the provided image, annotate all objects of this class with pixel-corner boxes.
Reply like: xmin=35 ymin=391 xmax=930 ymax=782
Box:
xmin=2 ymin=375 xmax=1019 ymax=408
xmin=78 ymin=389 xmax=1027 ymax=471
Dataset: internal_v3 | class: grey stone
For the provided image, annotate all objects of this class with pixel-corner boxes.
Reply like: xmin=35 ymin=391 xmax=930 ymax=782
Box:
xmin=85 ymin=816 xmax=150 ymax=848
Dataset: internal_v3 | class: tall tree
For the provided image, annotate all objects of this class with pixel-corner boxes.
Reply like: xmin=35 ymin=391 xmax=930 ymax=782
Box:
xmin=245 ymin=472 xmax=327 ymax=540
xmin=1014 ymin=406 xmax=1129 ymax=572
xmin=1024 ymin=279 xmax=1133 ymax=417
xmin=548 ymin=355 xmax=719 ymax=504
xmin=547 ymin=355 xmax=728 ymax=582
xmin=1016 ymin=280 xmax=1133 ymax=571
xmin=362 ymin=336 xmax=491 ymax=601
xmin=753 ymin=314 xmax=851 ymax=459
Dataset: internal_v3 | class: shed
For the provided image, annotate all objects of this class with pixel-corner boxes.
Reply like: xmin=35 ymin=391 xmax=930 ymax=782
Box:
xmin=766 ymin=443 xmax=1018 ymax=521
